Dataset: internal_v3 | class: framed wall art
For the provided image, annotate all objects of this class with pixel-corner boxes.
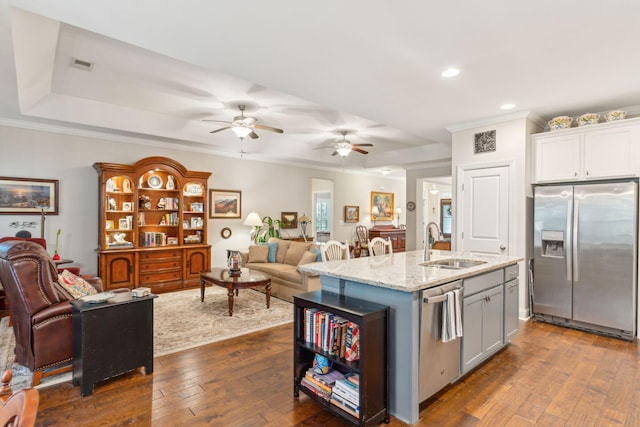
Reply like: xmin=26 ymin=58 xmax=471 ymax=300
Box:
xmin=281 ymin=212 xmax=298 ymax=229
xmin=209 ymin=189 xmax=241 ymax=218
xmin=0 ymin=177 xmax=59 ymax=215
xmin=370 ymin=191 xmax=394 ymax=221
xmin=344 ymin=205 xmax=359 ymax=223
xmin=474 ymin=129 xmax=496 ymax=153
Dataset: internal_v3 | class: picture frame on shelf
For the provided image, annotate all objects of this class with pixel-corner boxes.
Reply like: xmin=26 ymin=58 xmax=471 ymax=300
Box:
xmin=122 ymin=202 xmax=133 ymax=212
xmin=209 ymin=189 xmax=241 ymax=219
xmin=167 ymin=237 xmax=178 ymax=245
xmin=344 ymin=205 xmax=359 ymax=223
xmin=118 ymin=218 xmax=129 ymax=230
xmin=0 ymin=177 xmax=59 ymax=215
xmin=280 ymin=212 xmax=298 ymax=229
xmin=183 ymin=183 xmax=203 ymax=196
xmin=105 ymin=220 xmax=114 ymax=230
xmin=190 ymin=202 xmax=204 ymax=213
xmin=183 ymin=220 xmax=189 ymax=229
xmin=370 ymin=191 xmax=394 ymax=221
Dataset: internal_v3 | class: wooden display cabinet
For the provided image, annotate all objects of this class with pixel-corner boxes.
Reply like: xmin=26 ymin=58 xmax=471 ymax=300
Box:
xmin=368 ymin=226 xmax=406 ymax=253
xmin=94 ymin=157 xmax=211 ymax=293
xmin=293 ymin=291 xmax=389 ymax=426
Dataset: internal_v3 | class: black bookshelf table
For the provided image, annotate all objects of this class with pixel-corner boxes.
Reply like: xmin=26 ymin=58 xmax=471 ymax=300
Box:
xmin=71 ymin=291 xmax=156 ymax=396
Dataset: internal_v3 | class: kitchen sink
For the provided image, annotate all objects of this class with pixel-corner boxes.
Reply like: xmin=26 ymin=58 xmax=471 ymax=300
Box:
xmin=420 ymin=258 xmax=487 ymax=269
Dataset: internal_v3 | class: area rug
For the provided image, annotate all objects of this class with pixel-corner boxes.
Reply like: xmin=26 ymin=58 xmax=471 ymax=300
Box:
xmin=0 ymin=286 xmax=293 ymax=390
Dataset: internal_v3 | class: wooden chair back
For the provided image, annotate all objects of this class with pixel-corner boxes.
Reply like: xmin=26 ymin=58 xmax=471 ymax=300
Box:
xmin=355 ymin=226 xmax=368 ymax=248
xmin=321 ymin=240 xmax=351 ymax=262
xmin=368 ymin=237 xmax=393 ymax=256
xmin=0 ymin=370 xmax=39 ymax=427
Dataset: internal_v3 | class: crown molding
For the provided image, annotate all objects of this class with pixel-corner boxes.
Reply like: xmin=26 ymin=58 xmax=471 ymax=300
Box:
xmin=445 ymin=110 xmax=543 ymax=133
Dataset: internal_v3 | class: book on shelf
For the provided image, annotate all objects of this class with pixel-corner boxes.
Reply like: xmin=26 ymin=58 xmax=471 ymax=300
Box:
xmin=304 ymin=372 xmax=332 ymax=394
xmin=302 ymin=309 xmax=359 ymax=361
xmin=300 ymin=378 xmax=331 ymax=401
xmin=330 ymin=394 xmax=360 ymax=418
xmin=332 ymin=381 xmax=359 ymax=406
xmin=306 ymin=367 xmax=344 ymax=387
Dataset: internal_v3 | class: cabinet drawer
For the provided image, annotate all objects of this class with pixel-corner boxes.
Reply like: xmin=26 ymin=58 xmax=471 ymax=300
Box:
xmin=140 ymin=250 xmax=182 ymax=261
xmin=139 ymin=259 xmax=182 ymax=270
xmin=140 ymin=270 xmax=182 ymax=284
xmin=504 ymin=264 xmax=519 ymax=281
xmin=464 ymin=269 xmax=503 ymax=296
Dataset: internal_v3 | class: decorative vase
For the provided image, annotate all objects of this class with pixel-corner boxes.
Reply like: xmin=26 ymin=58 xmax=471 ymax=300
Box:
xmin=52 ymin=252 xmax=60 ymax=261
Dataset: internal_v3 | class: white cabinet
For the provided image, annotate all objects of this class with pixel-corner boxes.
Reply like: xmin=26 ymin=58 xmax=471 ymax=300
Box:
xmin=504 ymin=265 xmax=519 ymax=343
xmin=533 ymin=118 xmax=640 ymax=183
xmin=462 ymin=270 xmax=504 ymax=374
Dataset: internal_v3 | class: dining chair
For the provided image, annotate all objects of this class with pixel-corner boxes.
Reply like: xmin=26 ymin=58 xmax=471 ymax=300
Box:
xmin=355 ymin=226 xmax=369 ymax=256
xmin=0 ymin=369 xmax=39 ymax=427
xmin=368 ymin=237 xmax=393 ymax=256
xmin=321 ymin=240 xmax=351 ymax=262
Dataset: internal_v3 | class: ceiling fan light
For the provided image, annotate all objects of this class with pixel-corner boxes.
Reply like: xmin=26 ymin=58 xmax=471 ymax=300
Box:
xmin=231 ymin=125 xmax=252 ymax=139
xmin=336 ymin=142 xmax=352 ymax=157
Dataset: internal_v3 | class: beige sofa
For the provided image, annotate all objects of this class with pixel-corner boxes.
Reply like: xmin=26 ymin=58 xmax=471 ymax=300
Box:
xmin=240 ymin=238 xmax=321 ymax=302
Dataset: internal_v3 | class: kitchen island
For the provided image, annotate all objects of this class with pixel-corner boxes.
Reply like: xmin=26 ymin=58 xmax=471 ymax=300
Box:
xmin=299 ymin=250 xmax=522 ymax=425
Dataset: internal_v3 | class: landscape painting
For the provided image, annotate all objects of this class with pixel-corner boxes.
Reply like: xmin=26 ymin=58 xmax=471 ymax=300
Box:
xmin=209 ymin=189 xmax=241 ymax=218
xmin=0 ymin=177 xmax=59 ymax=215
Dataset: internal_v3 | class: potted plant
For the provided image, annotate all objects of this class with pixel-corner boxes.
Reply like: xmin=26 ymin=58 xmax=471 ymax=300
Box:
xmin=257 ymin=216 xmax=282 ymax=243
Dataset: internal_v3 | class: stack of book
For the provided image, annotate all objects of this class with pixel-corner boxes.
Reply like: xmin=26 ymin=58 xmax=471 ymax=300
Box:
xmin=331 ymin=373 xmax=360 ymax=418
xmin=300 ymin=367 xmax=344 ymax=402
xmin=302 ymin=308 xmax=360 ymax=361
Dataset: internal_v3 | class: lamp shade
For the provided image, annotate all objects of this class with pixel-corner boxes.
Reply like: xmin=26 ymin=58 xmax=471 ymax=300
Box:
xmin=371 ymin=206 xmax=379 ymax=216
xmin=299 ymin=214 xmax=311 ymax=223
xmin=243 ymin=211 xmax=263 ymax=227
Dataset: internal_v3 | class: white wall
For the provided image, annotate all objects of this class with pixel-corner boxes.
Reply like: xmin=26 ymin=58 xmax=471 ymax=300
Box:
xmin=450 ymin=114 xmax=542 ymax=318
xmin=0 ymin=125 xmax=405 ymax=273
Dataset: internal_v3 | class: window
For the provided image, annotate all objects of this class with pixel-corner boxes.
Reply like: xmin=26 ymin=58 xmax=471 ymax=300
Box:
xmin=316 ymin=201 xmax=329 ymax=233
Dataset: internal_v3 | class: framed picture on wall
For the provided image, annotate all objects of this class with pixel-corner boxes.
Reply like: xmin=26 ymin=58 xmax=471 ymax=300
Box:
xmin=281 ymin=212 xmax=298 ymax=229
xmin=370 ymin=191 xmax=394 ymax=221
xmin=0 ymin=177 xmax=59 ymax=215
xmin=344 ymin=205 xmax=359 ymax=223
xmin=209 ymin=189 xmax=241 ymax=218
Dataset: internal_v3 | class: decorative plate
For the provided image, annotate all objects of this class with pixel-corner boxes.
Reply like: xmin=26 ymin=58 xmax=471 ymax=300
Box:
xmin=81 ymin=291 xmax=115 ymax=304
xmin=407 ymin=201 xmax=416 ymax=212
xmin=221 ymin=227 xmax=232 ymax=239
xmin=147 ymin=174 xmax=163 ymax=189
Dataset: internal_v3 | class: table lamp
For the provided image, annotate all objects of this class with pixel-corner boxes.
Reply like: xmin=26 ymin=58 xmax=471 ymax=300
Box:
xmin=299 ymin=214 xmax=311 ymax=242
xmin=395 ymin=208 xmax=401 ymax=227
xmin=243 ymin=211 xmax=263 ymax=244
xmin=371 ymin=206 xmax=379 ymax=227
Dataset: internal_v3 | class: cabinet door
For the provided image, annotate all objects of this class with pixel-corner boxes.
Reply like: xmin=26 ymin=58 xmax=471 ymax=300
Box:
xmin=504 ymin=278 xmax=519 ymax=343
xmin=534 ymin=133 xmax=581 ymax=182
xmin=483 ymin=285 xmax=504 ymax=355
xmin=101 ymin=252 xmax=136 ymax=289
xmin=184 ymin=247 xmax=211 ymax=285
xmin=583 ymin=126 xmax=639 ymax=179
xmin=462 ymin=292 xmax=484 ymax=372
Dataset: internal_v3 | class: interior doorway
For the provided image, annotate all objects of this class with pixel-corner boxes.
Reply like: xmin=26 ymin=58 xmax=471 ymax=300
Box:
xmin=311 ymin=178 xmax=333 ymax=242
xmin=417 ymin=177 xmax=452 ymax=250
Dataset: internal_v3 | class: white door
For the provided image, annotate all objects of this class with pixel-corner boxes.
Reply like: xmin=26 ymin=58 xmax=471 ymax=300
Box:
xmin=460 ymin=166 xmax=509 ymax=254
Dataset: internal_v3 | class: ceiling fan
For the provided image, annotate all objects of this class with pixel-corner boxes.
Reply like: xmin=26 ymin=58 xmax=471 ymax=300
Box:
xmin=203 ymin=104 xmax=284 ymax=139
xmin=314 ymin=131 xmax=373 ymax=157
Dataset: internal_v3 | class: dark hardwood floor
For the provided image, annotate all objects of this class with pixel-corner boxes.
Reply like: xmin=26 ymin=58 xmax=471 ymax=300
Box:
xmin=35 ymin=319 xmax=639 ymax=426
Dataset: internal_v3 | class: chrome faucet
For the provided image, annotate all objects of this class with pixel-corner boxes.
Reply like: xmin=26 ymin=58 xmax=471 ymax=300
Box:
xmin=424 ymin=222 xmax=443 ymax=261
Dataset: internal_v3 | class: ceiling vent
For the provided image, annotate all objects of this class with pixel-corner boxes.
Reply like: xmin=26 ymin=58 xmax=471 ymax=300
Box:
xmin=70 ymin=57 xmax=94 ymax=71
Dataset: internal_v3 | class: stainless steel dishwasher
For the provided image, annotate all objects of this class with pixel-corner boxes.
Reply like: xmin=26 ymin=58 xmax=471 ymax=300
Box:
xmin=419 ymin=280 xmax=463 ymax=402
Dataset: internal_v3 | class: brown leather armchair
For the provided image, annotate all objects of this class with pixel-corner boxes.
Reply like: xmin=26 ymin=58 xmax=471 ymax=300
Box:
xmin=0 ymin=240 xmax=102 ymax=386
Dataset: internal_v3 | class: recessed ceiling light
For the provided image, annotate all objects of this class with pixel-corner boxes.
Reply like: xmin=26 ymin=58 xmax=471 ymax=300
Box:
xmin=441 ymin=68 xmax=460 ymax=78
xmin=501 ymin=103 xmax=516 ymax=110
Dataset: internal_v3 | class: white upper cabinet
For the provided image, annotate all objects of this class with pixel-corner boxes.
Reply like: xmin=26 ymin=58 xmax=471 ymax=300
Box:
xmin=532 ymin=117 xmax=640 ymax=183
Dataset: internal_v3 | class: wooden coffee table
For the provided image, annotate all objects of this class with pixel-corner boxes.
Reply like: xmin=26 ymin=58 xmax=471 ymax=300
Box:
xmin=200 ymin=267 xmax=271 ymax=316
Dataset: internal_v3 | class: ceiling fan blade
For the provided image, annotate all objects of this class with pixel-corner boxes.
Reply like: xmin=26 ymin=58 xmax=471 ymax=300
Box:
xmin=352 ymin=148 xmax=369 ymax=155
xmin=249 ymin=131 xmax=259 ymax=139
xmin=352 ymin=143 xmax=374 ymax=147
xmin=313 ymin=146 xmax=335 ymax=150
xmin=254 ymin=124 xmax=284 ymax=134
xmin=210 ymin=126 xmax=231 ymax=134
xmin=202 ymin=119 xmax=232 ymax=124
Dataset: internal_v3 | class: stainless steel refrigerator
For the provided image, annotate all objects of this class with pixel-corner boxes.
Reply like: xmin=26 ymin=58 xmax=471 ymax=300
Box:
xmin=533 ymin=180 xmax=638 ymax=340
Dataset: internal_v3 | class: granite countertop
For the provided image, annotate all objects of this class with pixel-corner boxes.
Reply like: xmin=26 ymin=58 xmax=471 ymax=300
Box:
xmin=298 ymin=250 xmax=523 ymax=293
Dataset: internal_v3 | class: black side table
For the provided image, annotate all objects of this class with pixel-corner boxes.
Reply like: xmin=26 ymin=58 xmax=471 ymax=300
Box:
xmin=71 ymin=292 xmax=157 ymax=396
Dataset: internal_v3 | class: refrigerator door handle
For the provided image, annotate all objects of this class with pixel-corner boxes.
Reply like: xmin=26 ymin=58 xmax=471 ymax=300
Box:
xmin=566 ymin=199 xmax=573 ymax=282
xmin=573 ymin=199 xmax=579 ymax=282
